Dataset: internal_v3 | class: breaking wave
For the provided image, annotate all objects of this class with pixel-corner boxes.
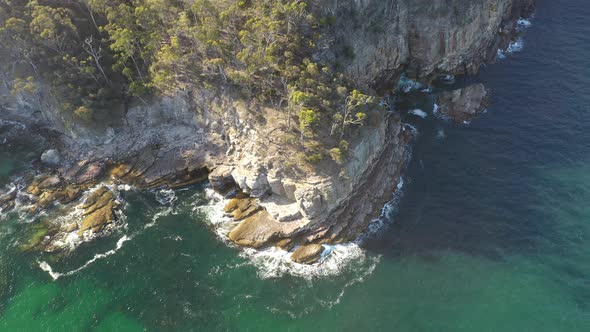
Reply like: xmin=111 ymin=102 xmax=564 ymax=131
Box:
xmin=409 ymin=109 xmax=428 ymax=119
xmin=154 ymin=187 xmax=177 ymax=205
xmin=39 ymin=235 xmax=131 ymax=280
xmin=497 ymin=38 xmax=525 ymax=59
xmin=517 ymin=18 xmax=532 ymax=30
xmin=241 ymin=244 xmax=378 ymax=280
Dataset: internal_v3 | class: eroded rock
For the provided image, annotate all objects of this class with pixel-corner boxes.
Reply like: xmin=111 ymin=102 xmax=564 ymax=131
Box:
xmin=437 ymin=84 xmax=490 ymax=123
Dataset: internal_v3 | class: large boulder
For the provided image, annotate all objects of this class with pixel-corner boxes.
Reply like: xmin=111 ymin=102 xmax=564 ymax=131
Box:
xmin=231 ymin=167 xmax=270 ymax=198
xmin=228 ymin=209 xmax=305 ymax=249
xmin=228 ymin=210 xmax=281 ymax=248
xmin=291 ymin=244 xmax=325 ymax=264
xmin=437 ymin=84 xmax=490 ymax=123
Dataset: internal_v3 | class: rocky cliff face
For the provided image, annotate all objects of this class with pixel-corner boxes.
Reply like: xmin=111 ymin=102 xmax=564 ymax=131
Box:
xmin=321 ymin=0 xmax=535 ymax=90
xmin=0 ymin=0 xmax=535 ymax=262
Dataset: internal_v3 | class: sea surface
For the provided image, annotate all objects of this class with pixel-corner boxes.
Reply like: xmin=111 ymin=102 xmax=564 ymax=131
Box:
xmin=2 ymin=1 xmax=590 ymax=330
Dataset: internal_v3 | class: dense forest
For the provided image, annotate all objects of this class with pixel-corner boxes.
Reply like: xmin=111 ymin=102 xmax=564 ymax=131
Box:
xmin=0 ymin=0 xmax=378 ymax=163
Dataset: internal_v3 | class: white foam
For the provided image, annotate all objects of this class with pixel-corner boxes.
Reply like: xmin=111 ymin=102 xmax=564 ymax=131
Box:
xmin=39 ymin=235 xmax=130 ymax=280
xmin=403 ymin=123 xmax=419 ymax=135
xmin=145 ymin=206 xmax=173 ymax=229
xmin=498 ymin=37 xmax=525 ymax=59
xmin=409 ymin=109 xmax=428 ymax=118
xmin=507 ymin=38 xmax=524 ymax=53
xmin=194 ymin=188 xmax=375 ymax=280
xmin=196 ymin=188 xmax=235 ymax=239
xmin=154 ymin=188 xmax=177 ymax=205
xmin=441 ymin=75 xmax=456 ymax=84
xmin=116 ymin=184 xmax=135 ymax=192
xmin=517 ymin=18 xmax=532 ymax=29
xmin=241 ymin=243 xmax=377 ymax=280
xmin=433 ymin=103 xmax=440 ymax=114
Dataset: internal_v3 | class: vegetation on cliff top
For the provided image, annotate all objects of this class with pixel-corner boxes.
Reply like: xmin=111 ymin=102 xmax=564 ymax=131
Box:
xmin=0 ymin=0 xmax=378 ymax=163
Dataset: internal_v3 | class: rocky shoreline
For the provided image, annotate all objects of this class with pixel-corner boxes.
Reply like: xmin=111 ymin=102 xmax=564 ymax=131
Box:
xmin=0 ymin=0 xmax=535 ymax=264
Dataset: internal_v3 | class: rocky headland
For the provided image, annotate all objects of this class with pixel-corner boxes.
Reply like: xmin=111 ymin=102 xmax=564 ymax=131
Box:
xmin=0 ymin=0 xmax=535 ymax=264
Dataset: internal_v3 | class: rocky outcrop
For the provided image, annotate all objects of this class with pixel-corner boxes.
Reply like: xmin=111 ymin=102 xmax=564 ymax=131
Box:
xmin=313 ymin=114 xmax=413 ymax=243
xmin=291 ymin=244 xmax=325 ymax=264
xmin=221 ymin=109 xmax=412 ymax=258
xmin=224 ymin=197 xmax=262 ymax=221
xmin=437 ymin=84 xmax=490 ymax=123
xmin=228 ymin=210 xmax=305 ymax=249
xmin=109 ymin=148 xmax=209 ymax=190
xmin=24 ymin=174 xmax=84 ymax=214
xmin=77 ymin=186 xmax=119 ymax=236
xmin=0 ymin=0 xmax=536 ymax=262
xmin=18 ymin=186 xmax=121 ymax=253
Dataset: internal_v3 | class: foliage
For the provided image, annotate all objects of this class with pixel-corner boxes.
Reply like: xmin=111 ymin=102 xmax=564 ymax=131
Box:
xmin=329 ymin=147 xmax=344 ymax=164
xmin=0 ymin=0 xmax=379 ymax=158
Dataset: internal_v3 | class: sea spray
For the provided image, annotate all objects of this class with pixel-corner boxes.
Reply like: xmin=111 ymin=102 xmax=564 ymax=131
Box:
xmin=409 ymin=109 xmax=428 ymax=119
xmin=498 ymin=17 xmax=533 ymax=59
xmin=517 ymin=17 xmax=533 ymax=29
xmin=240 ymin=244 xmax=376 ymax=280
xmin=153 ymin=187 xmax=177 ymax=206
xmin=196 ymin=187 xmax=379 ymax=279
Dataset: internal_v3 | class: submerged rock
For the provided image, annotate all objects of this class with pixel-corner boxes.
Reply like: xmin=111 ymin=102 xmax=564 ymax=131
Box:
xmin=19 ymin=222 xmax=57 ymax=252
xmin=291 ymin=244 xmax=325 ymax=264
xmin=437 ymin=84 xmax=490 ymax=123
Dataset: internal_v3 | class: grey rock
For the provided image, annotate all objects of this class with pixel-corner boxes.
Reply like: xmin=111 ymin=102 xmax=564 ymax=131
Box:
xmin=209 ymin=165 xmax=236 ymax=193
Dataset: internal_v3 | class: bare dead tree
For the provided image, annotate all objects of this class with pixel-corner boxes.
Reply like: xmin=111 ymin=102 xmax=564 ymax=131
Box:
xmin=83 ymin=35 xmax=111 ymax=86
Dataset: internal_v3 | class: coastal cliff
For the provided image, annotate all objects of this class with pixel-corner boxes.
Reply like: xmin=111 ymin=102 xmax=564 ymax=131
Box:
xmin=0 ymin=0 xmax=535 ymax=262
